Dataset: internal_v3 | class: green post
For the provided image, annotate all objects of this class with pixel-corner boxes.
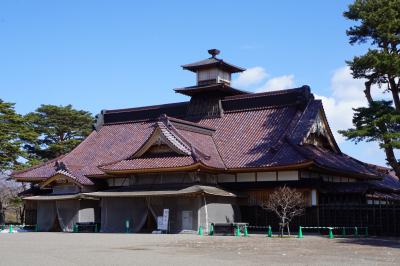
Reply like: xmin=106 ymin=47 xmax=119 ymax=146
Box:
xmin=328 ymin=227 xmax=334 ymax=239
xmin=235 ymin=226 xmax=240 ymax=237
xmin=125 ymin=220 xmax=130 ymax=233
xmin=198 ymin=225 xmax=203 ymax=236
xmin=73 ymin=224 xmax=77 ymax=233
xmin=94 ymin=224 xmax=98 ymax=233
xmin=268 ymin=225 xmax=272 ymax=238
xmin=209 ymin=224 xmax=214 ymax=236
xmin=364 ymin=227 xmax=368 ymax=237
xmin=342 ymin=227 xmax=346 ymax=236
xmin=298 ymin=226 xmax=303 ymax=238
xmin=354 ymin=227 xmax=358 ymax=238
xmin=35 ymin=224 xmax=38 ymax=232
xmin=9 ymin=225 xmax=13 ymax=234
xmin=1 ymin=224 xmax=4 ymax=231
xmin=243 ymin=225 xmax=248 ymax=237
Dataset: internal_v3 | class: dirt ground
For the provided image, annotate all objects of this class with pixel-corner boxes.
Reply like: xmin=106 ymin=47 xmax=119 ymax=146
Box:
xmin=0 ymin=233 xmax=399 ymax=266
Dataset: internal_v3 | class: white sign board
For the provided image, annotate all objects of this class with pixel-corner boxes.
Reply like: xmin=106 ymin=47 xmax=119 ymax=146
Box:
xmin=158 ymin=209 xmax=169 ymax=231
xmin=157 ymin=216 xmax=163 ymax=230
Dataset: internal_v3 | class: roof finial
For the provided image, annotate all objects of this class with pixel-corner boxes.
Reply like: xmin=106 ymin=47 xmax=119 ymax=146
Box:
xmin=208 ymin=49 xmax=220 ymax=58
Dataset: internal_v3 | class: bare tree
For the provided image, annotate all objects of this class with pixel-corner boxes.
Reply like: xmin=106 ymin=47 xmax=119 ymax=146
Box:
xmin=0 ymin=174 xmax=25 ymax=224
xmin=263 ymin=186 xmax=305 ymax=236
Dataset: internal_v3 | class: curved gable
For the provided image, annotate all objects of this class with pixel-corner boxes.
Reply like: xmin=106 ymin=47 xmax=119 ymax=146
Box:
xmin=290 ymin=100 xmax=340 ymax=153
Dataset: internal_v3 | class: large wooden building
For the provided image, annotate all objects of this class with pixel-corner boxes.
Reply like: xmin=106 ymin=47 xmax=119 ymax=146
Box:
xmin=12 ymin=49 xmax=400 ymax=234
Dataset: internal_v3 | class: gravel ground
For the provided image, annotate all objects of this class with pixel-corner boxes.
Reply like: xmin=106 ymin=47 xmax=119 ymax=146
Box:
xmin=0 ymin=233 xmax=399 ymax=265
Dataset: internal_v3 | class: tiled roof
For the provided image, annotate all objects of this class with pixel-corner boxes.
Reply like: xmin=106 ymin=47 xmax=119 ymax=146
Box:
xmin=367 ymin=165 xmax=400 ymax=191
xmin=198 ymin=107 xmax=300 ymax=168
xmin=321 ymin=166 xmax=400 ymax=194
xmin=12 ymin=87 xmax=385 ymax=185
xmin=175 ymin=125 xmax=225 ymax=168
xmin=300 ymin=145 xmax=380 ymax=178
xmin=12 ymin=155 xmax=65 ymax=181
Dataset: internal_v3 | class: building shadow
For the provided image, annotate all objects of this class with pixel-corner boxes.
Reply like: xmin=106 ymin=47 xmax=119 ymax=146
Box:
xmin=336 ymin=237 xmax=400 ymax=249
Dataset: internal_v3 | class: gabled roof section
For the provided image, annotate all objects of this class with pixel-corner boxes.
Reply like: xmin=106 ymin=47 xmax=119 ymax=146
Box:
xmin=100 ymin=115 xmax=225 ymax=173
xmin=289 ymin=99 xmax=340 ymax=153
xmin=40 ymin=170 xmax=83 ymax=189
xmin=12 ymin=156 xmax=96 ymax=186
xmin=132 ymin=119 xmax=192 ymax=158
xmin=131 ymin=114 xmax=215 ymax=161
xmin=12 ymin=155 xmax=66 ymax=182
xmin=40 ymin=168 xmax=94 ymax=189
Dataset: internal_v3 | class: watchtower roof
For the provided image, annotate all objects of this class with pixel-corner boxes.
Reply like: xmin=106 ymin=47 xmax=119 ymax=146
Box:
xmin=181 ymin=49 xmax=245 ymax=73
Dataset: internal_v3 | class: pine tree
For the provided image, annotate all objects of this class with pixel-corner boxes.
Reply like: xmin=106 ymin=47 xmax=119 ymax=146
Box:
xmin=24 ymin=104 xmax=93 ymax=160
xmin=0 ymin=99 xmax=33 ymax=172
xmin=341 ymin=0 xmax=400 ymax=176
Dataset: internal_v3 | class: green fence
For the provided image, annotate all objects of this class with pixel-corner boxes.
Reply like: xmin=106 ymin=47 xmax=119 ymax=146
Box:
xmin=298 ymin=226 xmax=368 ymax=239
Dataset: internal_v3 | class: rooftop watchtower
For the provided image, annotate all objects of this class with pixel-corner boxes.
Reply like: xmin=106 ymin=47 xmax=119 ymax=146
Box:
xmin=175 ymin=49 xmax=248 ymax=117
xmin=181 ymin=49 xmax=245 ymax=86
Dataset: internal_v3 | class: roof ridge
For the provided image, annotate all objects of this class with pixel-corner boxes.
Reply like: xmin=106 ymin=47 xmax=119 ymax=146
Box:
xmin=104 ymin=101 xmax=189 ymax=114
xmin=223 ymin=86 xmax=309 ymax=101
xmin=210 ymin=133 xmax=227 ymax=169
xmin=223 ymin=103 xmax=297 ymax=114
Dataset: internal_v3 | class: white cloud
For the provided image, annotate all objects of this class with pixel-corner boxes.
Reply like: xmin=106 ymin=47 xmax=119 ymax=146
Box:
xmin=231 ymin=66 xmax=295 ymax=92
xmin=231 ymin=67 xmax=268 ymax=88
xmin=315 ymin=94 xmax=365 ymax=143
xmin=330 ymin=66 xmax=365 ymax=100
xmin=314 ymin=66 xmax=368 ymax=143
xmin=256 ymin=75 xmax=295 ymax=92
xmin=317 ymin=66 xmax=393 ymax=165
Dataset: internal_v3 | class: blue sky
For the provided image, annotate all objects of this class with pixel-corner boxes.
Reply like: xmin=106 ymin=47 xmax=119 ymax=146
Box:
xmin=0 ymin=1 xmax=388 ymax=166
